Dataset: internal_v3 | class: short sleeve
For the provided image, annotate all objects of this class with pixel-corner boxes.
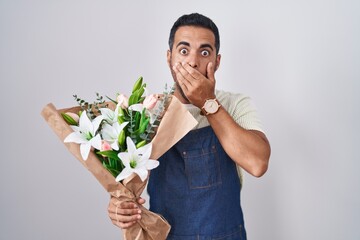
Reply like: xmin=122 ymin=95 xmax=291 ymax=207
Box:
xmin=216 ymin=90 xmax=264 ymax=133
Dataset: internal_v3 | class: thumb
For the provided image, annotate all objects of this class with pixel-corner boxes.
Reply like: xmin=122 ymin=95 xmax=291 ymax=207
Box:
xmin=206 ymin=62 xmax=215 ymax=82
xmin=137 ymin=197 xmax=146 ymax=205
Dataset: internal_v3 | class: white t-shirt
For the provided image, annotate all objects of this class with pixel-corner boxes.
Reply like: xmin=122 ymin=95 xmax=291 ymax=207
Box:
xmin=184 ymin=89 xmax=265 ymax=184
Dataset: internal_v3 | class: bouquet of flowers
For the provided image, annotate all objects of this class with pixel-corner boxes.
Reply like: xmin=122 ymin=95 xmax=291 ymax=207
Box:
xmin=62 ymin=76 xmax=171 ymax=182
xmin=41 ymin=76 xmax=198 ymax=240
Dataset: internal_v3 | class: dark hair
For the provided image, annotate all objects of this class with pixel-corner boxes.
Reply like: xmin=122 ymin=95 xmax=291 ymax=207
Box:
xmin=168 ymin=13 xmax=220 ymax=54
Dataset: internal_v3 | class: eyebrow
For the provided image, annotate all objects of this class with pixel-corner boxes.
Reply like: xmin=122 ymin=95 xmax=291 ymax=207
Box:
xmin=176 ymin=41 xmax=190 ymax=48
xmin=176 ymin=41 xmax=214 ymax=51
xmin=199 ymin=44 xmax=214 ymax=51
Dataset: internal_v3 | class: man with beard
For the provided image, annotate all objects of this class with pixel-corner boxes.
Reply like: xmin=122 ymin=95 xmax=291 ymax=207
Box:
xmin=107 ymin=13 xmax=271 ymax=240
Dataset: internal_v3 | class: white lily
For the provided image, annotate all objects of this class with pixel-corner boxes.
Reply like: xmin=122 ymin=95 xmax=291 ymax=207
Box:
xmin=100 ymin=104 xmax=123 ymax=125
xmin=100 ymin=108 xmax=116 ymax=123
xmin=101 ymin=122 xmax=128 ymax=150
xmin=64 ymin=111 xmax=103 ymax=160
xmin=116 ymin=137 xmax=159 ymax=182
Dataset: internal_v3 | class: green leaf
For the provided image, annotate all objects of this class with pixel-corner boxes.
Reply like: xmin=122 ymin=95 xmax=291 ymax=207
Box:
xmin=139 ymin=108 xmax=147 ymax=125
xmin=96 ymin=150 xmax=120 ymax=160
xmin=102 ymin=163 xmax=121 ymax=177
xmin=134 ymin=111 xmax=141 ymax=130
xmin=106 ymin=95 xmax=118 ymax=105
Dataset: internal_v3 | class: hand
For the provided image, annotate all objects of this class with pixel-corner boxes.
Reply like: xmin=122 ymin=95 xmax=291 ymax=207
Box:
xmin=172 ymin=62 xmax=216 ymax=108
xmin=108 ymin=196 xmax=145 ymax=229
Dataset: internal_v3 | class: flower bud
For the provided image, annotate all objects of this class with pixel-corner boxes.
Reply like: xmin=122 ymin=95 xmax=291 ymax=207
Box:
xmin=65 ymin=112 xmax=80 ymax=123
xmin=136 ymin=140 xmax=147 ymax=149
xmin=116 ymin=94 xmax=129 ymax=109
xmin=101 ymin=140 xmax=112 ymax=151
xmin=118 ymin=130 xmax=126 ymax=147
xmin=143 ymin=94 xmax=158 ymax=110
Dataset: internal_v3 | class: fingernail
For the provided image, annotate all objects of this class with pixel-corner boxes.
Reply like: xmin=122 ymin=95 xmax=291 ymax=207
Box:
xmin=138 ymin=209 xmax=141 ymax=214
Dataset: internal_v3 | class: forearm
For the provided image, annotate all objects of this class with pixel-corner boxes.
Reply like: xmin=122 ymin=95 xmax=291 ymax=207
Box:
xmin=206 ymin=106 xmax=271 ymax=177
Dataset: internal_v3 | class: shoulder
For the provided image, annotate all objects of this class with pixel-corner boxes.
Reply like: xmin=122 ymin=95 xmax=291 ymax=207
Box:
xmin=215 ymin=89 xmax=264 ymax=132
xmin=215 ymin=89 xmax=252 ymax=110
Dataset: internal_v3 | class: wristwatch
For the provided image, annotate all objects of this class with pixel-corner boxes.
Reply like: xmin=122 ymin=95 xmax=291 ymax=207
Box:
xmin=201 ymin=98 xmax=221 ymax=115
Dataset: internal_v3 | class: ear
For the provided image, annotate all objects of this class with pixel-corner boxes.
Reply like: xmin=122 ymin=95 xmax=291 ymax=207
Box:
xmin=167 ymin=50 xmax=172 ymax=68
xmin=215 ymin=54 xmax=221 ymax=71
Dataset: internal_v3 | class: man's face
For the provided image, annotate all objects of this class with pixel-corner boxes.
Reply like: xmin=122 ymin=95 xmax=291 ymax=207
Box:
xmin=167 ymin=26 xmax=221 ymax=100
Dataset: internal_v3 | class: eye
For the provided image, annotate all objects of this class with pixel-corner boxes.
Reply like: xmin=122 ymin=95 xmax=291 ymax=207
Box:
xmin=201 ymin=50 xmax=210 ymax=57
xmin=180 ymin=48 xmax=188 ymax=55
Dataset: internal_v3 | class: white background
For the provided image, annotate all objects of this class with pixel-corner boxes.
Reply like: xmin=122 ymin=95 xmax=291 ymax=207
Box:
xmin=1 ymin=0 xmax=359 ymax=239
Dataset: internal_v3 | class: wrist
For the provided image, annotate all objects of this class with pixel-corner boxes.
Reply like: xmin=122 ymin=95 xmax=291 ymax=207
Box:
xmin=201 ymin=98 xmax=221 ymax=115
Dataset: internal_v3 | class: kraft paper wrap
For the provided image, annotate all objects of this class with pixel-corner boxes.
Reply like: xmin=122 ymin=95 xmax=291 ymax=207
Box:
xmin=41 ymin=96 xmax=198 ymax=240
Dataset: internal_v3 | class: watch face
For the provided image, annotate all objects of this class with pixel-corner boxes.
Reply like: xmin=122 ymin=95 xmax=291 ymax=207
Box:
xmin=204 ymin=99 xmax=219 ymax=114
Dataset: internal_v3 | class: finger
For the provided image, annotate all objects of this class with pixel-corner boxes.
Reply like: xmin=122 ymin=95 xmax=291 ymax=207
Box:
xmin=206 ymin=62 xmax=215 ymax=82
xmin=108 ymin=205 xmax=139 ymax=214
xmin=175 ymin=75 xmax=189 ymax=92
xmin=173 ymin=62 xmax=195 ymax=86
xmin=182 ymin=62 xmax=202 ymax=80
xmin=108 ymin=201 xmax=138 ymax=214
xmin=137 ymin=197 xmax=146 ymax=205
xmin=116 ymin=207 xmax=141 ymax=216
xmin=118 ymin=201 xmax=139 ymax=209
xmin=109 ymin=212 xmax=141 ymax=223
xmin=178 ymin=81 xmax=188 ymax=94
xmin=112 ymin=219 xmax=137 ymax=229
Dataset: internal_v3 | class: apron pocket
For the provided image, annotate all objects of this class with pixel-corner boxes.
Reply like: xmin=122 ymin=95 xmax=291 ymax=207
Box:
xmin=183 ymin=145 xmax=222 ymax=189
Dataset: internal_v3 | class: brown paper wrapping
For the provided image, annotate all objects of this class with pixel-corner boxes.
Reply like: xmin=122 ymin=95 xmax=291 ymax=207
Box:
xmin=41 ymin=96 xmax=198 ymax=240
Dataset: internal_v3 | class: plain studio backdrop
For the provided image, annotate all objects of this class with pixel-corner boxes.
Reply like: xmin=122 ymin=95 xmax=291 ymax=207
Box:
xmin=1 ymin=0 xmax=359 ymax=239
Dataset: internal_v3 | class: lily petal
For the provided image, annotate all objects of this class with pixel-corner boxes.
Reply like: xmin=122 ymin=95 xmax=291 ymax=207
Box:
xmin=118 ymin=152 xmax=130 ymax=166
xmin=100 ymin=108 xmax=115 ymax=122
xmin=139 ymin=143 xmax=152 ymax=160
xmin=126 ymin=137 xmax=136 ymax=154
xmin=90 ymin=134 xmax=102 ymax=150
xmin=110 ymin=141 xmax=119 ymax=151
xmin=80 ymin=142 xmax=92 ymax=160
xmin=79 ymin=111 xmax=92 ymax=131
xmin=117 ymin=122 xmax=129 ymax=132
xmin=129 ymin=104 xmax=144 ymax=112
xmin=64 ymin=132 xmax=86 ymax=144
xmin=134 ymin=168 xmax=148 ymax=181
xmin=101 ymin=124 xmax=115 ymax=140
xmin=91 ymin=115 xmax=104 ymax=135
xmin=146 ymin=160 xmax=159 ymax=170
xmin=115 ymin=168 xmax=133 ymax=182
xmin=70 ymin=125 xmax=80 ymax=132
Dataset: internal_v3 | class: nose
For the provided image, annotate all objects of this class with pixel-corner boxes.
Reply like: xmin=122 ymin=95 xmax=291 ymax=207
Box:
xmin=188 ymin=52 xmax=198 ymax=68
